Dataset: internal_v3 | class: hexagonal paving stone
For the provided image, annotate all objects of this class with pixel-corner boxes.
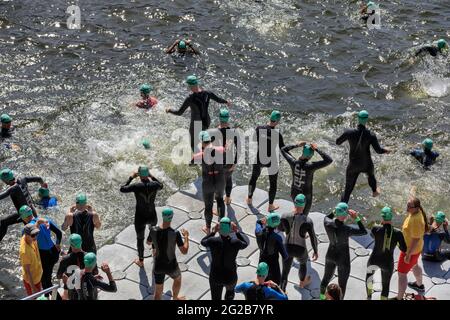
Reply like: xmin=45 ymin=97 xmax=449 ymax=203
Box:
xmin=97 ymin=244 xmax=137 ymax=273
xmin=156 ymin=207 xmax=190 ymax=229
xmin=422 ymin=259 xmax=450 ymax=279
xmin=98 ymin=278 xmax=151 ymax=300
xmin=176 ymin=240 xmax=200 ymax=264
xmin=170 ymin=271 xmax=210 ymax=300
xmin=275 ymin=199 xmax=294 ymax=216
xmin=167 ymin=192 xmax=204 ymax=213
xmin=349 ymin=233 xmax=374 ymax=249
xmin=180 ymin=219 xmax=217 ymax=244
xmin=286 ymin=261 xmax=326 ymax=291
xmin=308 ymin=212 xmax=326 ymax=235
xmin=115 ymin=225 xmax=144 ymax=250
xmin=238 ymin=214 xmax=265 ymax=238
xmin=285 ymin=282 xmax=313 ymax=300
xmin=425 ymin=283 xmax=450 ymax=300
xmin=350 ymin=255 xmax=371 ymax=281
xmin=226 ymin=204 xmax=250 ymax=223
xmin=182 ymin=178 xmax=204 ymax=201
xmin=230 ymin=186 xmax=269 ymax=209
xmin=342 ymin=276 xmax=367 ymax=300
xmin=124 ymin=257 xmax=155 ymax=289
xmin=188 ymin=251 xmax=212 ymax=277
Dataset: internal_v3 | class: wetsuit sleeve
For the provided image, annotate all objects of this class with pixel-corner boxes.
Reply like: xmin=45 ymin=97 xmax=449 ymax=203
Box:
xmin=200 ymin=232 xmax=216 ymax=248
xmin=278 ymin=218 xmax=290 ymax=234
xmin=279 ymin=132 xmax=285 ymax=149
xmin=0 ymin=187 xmax=12 ymax=200
xmin=93 ymin=277 xmax=117 ymax=293
xmin=336 ymin=130 xmax=349 ymax=145
xmin=347 ymin=220 xmax=368 ymax=236
xmin=263 ymin=286 xmax=288 ymax=300
xmin=370 ymin=133 xmax=387 ymax=154
xmin=235 ymin=231 xmax=249 ymax=249
xmin=24 ymin=176 xmax=44 ymax=184
xmin=207 ymin=92 xmax=228 ymax=104
xmin=149 ymin=177 xmax=163 ymax=191
xmin=397 ymin=231 xmax=407 ymax=253
xmin=49 ymin=221 xmax=62 ymax=245
xmin=119 ymin=177 xmax=135 ymax=193
xmin=309 ymin=148 xmax=333 ymax=170
xmin=440 ymin=229 xmax=450 ymax=243
xmin=168 ymin=97 xmax=190 ymax=116
xmin=281 ymin=144 xmax=298 ymax=166
xmin=56 ymin=258 xmax=68 ymax=278
xmin=308 ymin=221 xmax=319 ymax=254
xmin=235 ymin=282 xmax=251 ymax=293
xmin=277 ymin=235 xmax=289 ymax=260
xmin=176 ymin=231 xmax=184 ymax=247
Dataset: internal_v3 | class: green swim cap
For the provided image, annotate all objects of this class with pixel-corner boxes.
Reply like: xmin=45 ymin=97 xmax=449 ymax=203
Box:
xmin=178 ymin=40 xmax=187 ymax=49
xmin=1 ymin=114 xmax=12 ymax=124
xmin=138 ymin=166 xmax=150 ymax=177
xmin=437 ymin=39 xmax=448 ymax=50
xmin=199 ymin=130 xmax=211 ymax=143
xmin=19 ymin=205 xmax=33 ymax=220
xmin=256 ymin=262 xmax=269 ymax=277
xmin=186 ymin=75 xmax=199 ymax=86
xmin=302 ymin=145 xmax=315 ymax=158
xmin=36 ymin=295 xmax=48 ymax=301
xmin=140 ymin=84 xmax=152 ymax=95
xmin=84 ymin=252 xmax=97 ymax=269
xmin=381 ymin=206 xmax=393 ymax=221
xmin=435 ymin=211 xmax=446 ymax=224
xmin=76 ymin=193 xmax=87 ymax=205
xmin=69 ymin=233 xmax=82 ymax=249
xmin=335 ymin=202 xmax=349 ymax=217
xmin=219 ymin=108 xmax=230 ymax=123
xmin=367 ymin=1 xmax=375 ymax=8
xmin=358 ymin=110 xmax=369 ymax=125
xmin=219 ymin=217 xmax=231 ymax=236
xmin=162 ymin=208 xmax=174 ymax=222
xmin=0 ymin=168 xmax=14 ymax=182
xmin=267 ymin=212 xmax=281 ymax=228
xmin=270 ymin=110 xmax=281 ymax=122
xmin=422 ymin=138 xmax=433 ymax=150
xmin=142 ymin=139 xmax=151 ymax=150
xmin=295 ymin=194 xmax=306 ymax=207
xmin=38 ymin=187 xmax=50 ymax=198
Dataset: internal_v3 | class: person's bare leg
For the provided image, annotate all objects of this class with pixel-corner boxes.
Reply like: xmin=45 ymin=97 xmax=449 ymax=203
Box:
xmin=246 ymin=197 xmax=252 ymax=206
xmin=172 ymin=276 xmax=185 ymax=300
xmin=134 ymin=258 xmax=144 ymax=268
xmin=397 ymin=272 xmax=408 ymax=300
xmin=154 ymin=284 xmax=164 ymax=300
xmin=372 ymin=188 xmax=380 ymax=197
xmin=412 ymin=264 xmax=423 ymax=286
xmin=224 ymin=196 xmax=232 ymax=205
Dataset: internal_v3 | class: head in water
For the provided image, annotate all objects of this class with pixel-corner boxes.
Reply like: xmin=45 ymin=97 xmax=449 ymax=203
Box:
xmin=138 ymin=166 xmax=150 ymax=180
xmin=433 ymin=211 xmax=446 ymax=227
xmin=186 ymin=75 xmax=199 ymax=91
xmin=0 ymin=168 xmax=15 ymax=185
xmin=301 ymin=144 xmax=315 ymax=160
xmin=38 ymin=187 xmax=50 ymax=199
xmin=380 ymin=206 xmax=393 ymax=224
xmin=140 ymin=84 xmax=152 ymax=98
xmin=84 ymin=252 xmax=97 ymax=271
xmin=294 ymin=194 xmax=306 ymax=214
xmin=219 ymin=108 xmax=230 ymax=124
xmin=358 ymin=110 xmax=369 ymax=126
xmin=178 ymin=40 xmax=187 ymax=52
xmin=142 ymin=138 xmax=151 ymax=150
xmin=270 ymin=110 xmax=281 ymax=125
xmin=162 ymin=208 xmax=174 ymax=223
xmin=75 ymin=192 xmax=88 ymax=209
xmin=437 ymin=39 xmax=448 ymax=51
xmin=199 ymin=130 xmax=211 ymax=148
xmin=19 ymin=205 xmax=34 ymax=223
xmin=219 ymin=217 xmax=232 ymax=236
xmin=1 ymin=114 xmax=12 ymax=129
xmin=335 ymin=202 xmax=349 ymax=221
xmin=256 ymin=262 xmax=269 ymax=281
xmin=69 ymin=233 xmax=82 ymax=250
xmin=266 ymin=212 xmax=281 ymax=228
xmin=422 ymin=138 xmax=433 ymax=151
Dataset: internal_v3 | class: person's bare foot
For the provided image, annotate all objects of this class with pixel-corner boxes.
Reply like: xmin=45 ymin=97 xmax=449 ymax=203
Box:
xmin=299 ymin=275 xmax=311 ymax=288
xmin=134 ymin=258 xmax=144 ymax=268
xmin=212 ymin=209 xmax=218 ymax=216
xmin=202 ymin=226 xmax=211 ymax=235
xmin=224 ymin=197 xmax=232 ymax=205
xmin=373 ymin=188 xmax=381 ymax=197
xmin=246 ymin=197 xmax=253 ymax=206
xmin=174 ymin=295 xmax=186 ymax=300
xmin=268 ymin=204 xmax=279 ymax=212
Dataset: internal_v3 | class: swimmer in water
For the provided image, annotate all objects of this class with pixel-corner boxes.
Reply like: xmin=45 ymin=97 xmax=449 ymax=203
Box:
xmin=415 ymin=39 xmax=449 ymax=57
xmin=410 ymin=138 xmax=439 ymax=170
xmin=165 ymin=39 xmax=200 ymax=56
xmin=135 ymin=84 xmax=158 ymax=110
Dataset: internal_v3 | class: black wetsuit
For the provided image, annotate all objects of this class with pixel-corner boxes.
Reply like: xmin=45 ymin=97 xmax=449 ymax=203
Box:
xmin=57 ymin=251 xmax=85 ymax=300
xmin=201 ymin=231 xmax=248 ymax=300
xmin=423 ymin=226 xmax=450 ymax=262
xmin=195 ymin=146 xmax=226 ymax=228
xmin=209 ymin=127 xmax=239 ymax=197
xmin=410 ymin=149 xmax=439 ymax=169
xmin=77 ymin=271 xmax=117 ymax=300
xmin=149 ymin=226 xmax=184 ymax=284
xmin=279 ymin=212 xmax=318 ymax=291
xmin=255 ymin=220 xmax=288 ymax=285
xmin=70 ymin=210 xmax=97 ymax=254
xmin=248 ymin=125 xmax=285 ymax=205
xmin=415 ymin=46 xmax=442 ymax=57
xmin=320 ymin=212 xmax=367 ymax=298
xmin=0 ymin=176 xmax=43 ymax=241
xmin=365 ymin=225 xmax=407 ymax=299
xmin=336 ymin=124 xmax=388 ymax=204
xmin=281 ymin=145 xmax=332 ymax=215
xmin=120 ymin=176 xmax=163 ymax=261
xmin=1 ymin=127 xmax=14 ymax=138
xmin=168 ymin=91 xmax=228 ymax=152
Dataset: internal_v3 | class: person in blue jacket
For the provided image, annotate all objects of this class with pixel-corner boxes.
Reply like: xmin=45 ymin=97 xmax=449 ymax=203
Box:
xmin=410 ymin=138 xmax=439 ymax=170
xmin=423 ymin=211 xmax=450 ymax=262
xmin=235 ymin=262 xmax=288 ymax=300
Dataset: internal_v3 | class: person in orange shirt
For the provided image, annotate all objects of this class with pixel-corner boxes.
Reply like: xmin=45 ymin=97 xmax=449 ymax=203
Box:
xmin=396 ymin=196 xmax=428 ymax=300
xmin=19 ymin=223 xmax=43 ymax=296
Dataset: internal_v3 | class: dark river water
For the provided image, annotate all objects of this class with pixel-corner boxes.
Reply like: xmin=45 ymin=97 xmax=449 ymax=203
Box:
xmin=1 ymin=0 xmax=449 ymax=298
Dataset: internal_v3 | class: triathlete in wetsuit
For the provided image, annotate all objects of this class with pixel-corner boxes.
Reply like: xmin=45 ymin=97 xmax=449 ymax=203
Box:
xmin=78 ymin=253 xmax=117 ymax=300
xmin=279 ymin=194 xmax=318 ymax=291
xmin=0 ymin=169 xmax=45 ymax=241
xmin=35 ymin=186 xmax=58 ymax=210
xmin=62 ymin=193 xmax=101 ymax=254
xmin=281 ymin=142 xmax=332 ymax=215
xmin=193 ymin=131 xmax=226 ymax=234
xmin=336 ymin=110 xmax=390 ymax=203
xmin=201 ymin=217 xmax=248 ymax=300
xmin=135 ymin=84 xmax=158 ymax=110
xmin=235 ymin=262 xmax=288 ymax=300
xmin=247 ymin=110 xmax=285 ymax=212
xmin=120 ymin=166 xmax=163 ymax=267
xmin=255 ymin=212 xmax=288 ymax=285
xmin=209 ymin=108 xmax=239 ymax=205
xmin=423 ymin=212 xmax=450 ymax=262
xmin=415 ymin=39 xmax=449 ymax=57
xmin=320 ymin=203 xmax=367 ymax=299
xmin=410 ymin=138 xmax=439 ymax=170
xmin=366 ymin=207 xmax=407 ymax=300
xmin=166 ymin=75 xmax=230 ymax=153
xmin=165 ymin=39 xmax=200 ymax=55
xmin=57 ymin=234 xmax=85 ymax=300
xmin=1 ymin=114 xmax=14 ymax=138
xmin=149 ymin=208 xmax=189 ymax=300
xmin=360 ymin=1 xmax=377 ymax=25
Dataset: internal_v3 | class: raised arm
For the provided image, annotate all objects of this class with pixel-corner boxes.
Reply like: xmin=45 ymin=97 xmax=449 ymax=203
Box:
xmin=208 ymin=91 xmax=228 ymax=104
xmin=281 ymin=144 xmax=299 ymax=166
xmin=310 ymin=148 xmax=333 ymax=170
xmin=49 ymin=220 xmax=62 ymax=245
xmin=24 ymin=176 xmax=45 ymax=184
xmin=119 ymin=177 xmax=136 ymax=193
xmin=0 ymin=187 xmax=12 ymax=201
xmin=165 ymin=40 xmax=179 ymax=54
xmin=92 ymin=210 xmax=101 ymax=229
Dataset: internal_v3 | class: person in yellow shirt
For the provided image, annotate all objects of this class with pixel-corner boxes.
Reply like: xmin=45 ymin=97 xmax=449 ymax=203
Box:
xmin=395 ymin=197 xmax=428 ymax=300
xmin=20 ymin=223 xmax=43 ymax=295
